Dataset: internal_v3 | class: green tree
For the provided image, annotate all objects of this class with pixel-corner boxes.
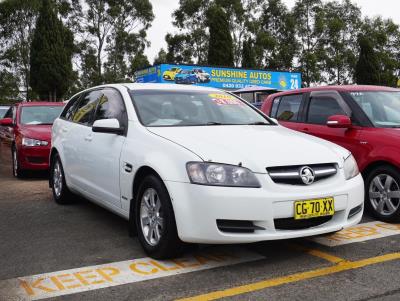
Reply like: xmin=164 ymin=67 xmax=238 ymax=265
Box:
xmin=130 ymin=52 xmax=150 ymax=74
xmin=0 ymin=0 xmax=41 ymax=100
xmin=241 ymin=38 xmax=256 ymax=68
xmin=207 ymin=4 xmax=233 ymax=66
xmin=0 ymin=70 xmax=19 ymax=102
xmin=355 ymin=36 xmax=380 ymax=85
xmin=293 ymin=0 xmax=325 ymax=86
xmin=359 ymin=17 xmax=400 ymax=87
xmin=320 ymin=0 xmax=361 ymax=84
xmin=255 ymin=0 xmax=297 ymax=70
xmin=165 ymin=33 xmax=194 ymax=64
xmin=154 ymin=48 xmax=168 ymax=65
xmin=67 ymin=0 xmax=153 ymax=86
xmin=29 ymin=0 xmax=74 ymax=101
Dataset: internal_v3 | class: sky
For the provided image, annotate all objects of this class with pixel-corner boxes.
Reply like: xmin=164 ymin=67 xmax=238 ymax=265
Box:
xmin=146 ymin=0 xmax=400 ymax=63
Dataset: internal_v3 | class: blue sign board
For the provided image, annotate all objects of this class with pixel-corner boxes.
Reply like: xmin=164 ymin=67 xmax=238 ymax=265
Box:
xmin=134 ymin=64 xmax=301 ymax=90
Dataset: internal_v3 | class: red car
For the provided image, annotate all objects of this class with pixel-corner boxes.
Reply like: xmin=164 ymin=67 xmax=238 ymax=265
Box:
xmin=0 ymin=102 xmax=64 ymax=177
xmin=261 ymin=85 xmax=400 ymax=222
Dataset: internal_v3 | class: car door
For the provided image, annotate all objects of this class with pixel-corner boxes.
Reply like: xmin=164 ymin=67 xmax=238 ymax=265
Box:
xmin=66 ymin=89 xmax=103 ymax=191
xmin=79 ymin=87 xmax=128 ymax=209
xmin=1 ymin=106 xmax=16 ymax=143
xmin=270 ymin=93 xmax=305 ymax=132
xmin=299 ymin=90 xmax=364 ymax=160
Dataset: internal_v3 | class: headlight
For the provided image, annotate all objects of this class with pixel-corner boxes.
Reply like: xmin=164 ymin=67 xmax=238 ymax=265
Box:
xmin=22 ymin=137 xmax=48 ymax=147
xmin=343 ymin=154 xmax=359 ymax=180
xmin=186 ymin=162 xmax=261 ymax=188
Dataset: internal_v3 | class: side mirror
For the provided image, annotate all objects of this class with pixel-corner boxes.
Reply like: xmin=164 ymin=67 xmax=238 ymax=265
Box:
xmin=327 ymin=115 xmax=352 ymax=128
xmin=0 ymin=118 xmax=13 ymax=126
xmin=92 ymin=118 xmax=124 ymax=135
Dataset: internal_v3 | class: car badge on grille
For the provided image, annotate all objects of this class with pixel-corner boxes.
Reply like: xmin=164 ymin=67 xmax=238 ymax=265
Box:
xmin=299 ymin=166 xmax=315 ymax=185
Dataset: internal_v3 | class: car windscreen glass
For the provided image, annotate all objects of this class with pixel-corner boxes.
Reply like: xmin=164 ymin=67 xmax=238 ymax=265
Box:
xmin=0 ymin=107 xmax=9 ymax=118
xmin=349 ymin=91 xmax=400 ymax=128
xmin=20 ymin=106 xmax=63 ymax=125
xmin=129 ymin=90 xmax=271 ymax=127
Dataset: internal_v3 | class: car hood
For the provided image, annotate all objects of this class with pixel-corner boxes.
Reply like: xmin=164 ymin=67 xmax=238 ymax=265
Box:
xmin=19 ymin=124 xmax=52 ymax=141
xmin=147 ymin=125 xmax=350 ymax=173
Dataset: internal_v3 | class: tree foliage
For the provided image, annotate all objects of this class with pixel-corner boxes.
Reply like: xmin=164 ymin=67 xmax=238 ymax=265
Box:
xmin=207 ymin=4 xmax=234 ymax=66
xmin=355 ymin=36 xmax=380 ymax=85
xmin=29 ymin=0 xmax=74 ymax=101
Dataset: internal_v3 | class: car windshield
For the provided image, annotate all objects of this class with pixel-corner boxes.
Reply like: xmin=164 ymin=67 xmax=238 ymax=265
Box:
xmin=349 ymin=91 xmax=400 ymax=128
xmin=20 ymin=106 xmax=63 ymax=125
xmin=0 ymin=107 xmax=9 ymax=118
xmin=129 ymin=89 xmax=271 ymax=127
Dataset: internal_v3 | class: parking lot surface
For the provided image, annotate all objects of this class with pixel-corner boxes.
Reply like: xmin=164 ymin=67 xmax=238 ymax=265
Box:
xmin=1 ymin=140 xmax=400 ymax=301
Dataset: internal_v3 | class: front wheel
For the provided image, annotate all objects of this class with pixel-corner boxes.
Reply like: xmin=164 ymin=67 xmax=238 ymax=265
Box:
xmin=365 ymin=165 xmax=400 ymax=222
xmin=12 ymin=146 xmax=25 ymax=178
xmin=51 ymin=154 xmax=74 ymax=204
xmin=135 ymin=175 xmax=184 ymax=259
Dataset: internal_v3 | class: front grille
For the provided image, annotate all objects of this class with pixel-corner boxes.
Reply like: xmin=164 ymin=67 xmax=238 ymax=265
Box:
xmin=267 ymin=163 xmax=337 ymax=185
xmin=217 ymin=219 xmax=265 ymax=233
xmin=274 ymin=216 xmax=332 ymax=230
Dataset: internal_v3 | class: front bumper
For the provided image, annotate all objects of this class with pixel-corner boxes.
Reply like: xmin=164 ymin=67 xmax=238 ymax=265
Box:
xmin=165 ymin=172 xmax=364 ymax=244
xmin=18 ymin=145 xmax=51 ymax=170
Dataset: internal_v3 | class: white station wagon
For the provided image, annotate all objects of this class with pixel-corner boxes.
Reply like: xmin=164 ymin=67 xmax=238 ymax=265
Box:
xmin=50 ymin=83 xmax=364 ymax=258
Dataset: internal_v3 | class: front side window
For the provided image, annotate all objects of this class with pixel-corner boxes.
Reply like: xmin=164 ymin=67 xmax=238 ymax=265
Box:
xmin=94 ymin=89 xmax=127 ymax=127
xmin=20 ymin=106 xmax=63 ymax=125
xmin=349 ymin=91 xmax=400 ymax=128
xmin=276 ymin=94 xmax=302 ymax=121
xmin=72 ymin=90 xmax=102 ymax=125
xmin=0 ymin=107 xmax=9 ymax=118
xmin=307 ymin=97 xmax=346 ymax=125
xmin=62 ymin=94 xmax=81 ymax=121
xmin=129 ymin=90 xmax=271 ymax=127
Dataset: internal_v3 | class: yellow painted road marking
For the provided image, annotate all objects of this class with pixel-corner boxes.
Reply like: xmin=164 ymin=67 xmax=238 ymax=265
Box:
xmin=288 ymin=244 xmax=347 ymax=264
xmin=311 ymin=221 xmax=400 ymax=246
xmin=177 ymin=252 xmax=400 ymax=301
xmin=0 ymin=247 xmax=264 ymax=301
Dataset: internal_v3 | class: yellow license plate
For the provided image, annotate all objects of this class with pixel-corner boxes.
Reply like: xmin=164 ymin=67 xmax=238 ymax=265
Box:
xmin=294 ymin=197 xmax=335 ymax=220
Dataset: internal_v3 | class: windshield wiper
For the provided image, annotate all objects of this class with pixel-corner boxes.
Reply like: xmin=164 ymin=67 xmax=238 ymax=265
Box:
xmin=246 ymin=121 xmax=271 ymax=125
xmin=205 ymin=122 xmax=224 ymax=125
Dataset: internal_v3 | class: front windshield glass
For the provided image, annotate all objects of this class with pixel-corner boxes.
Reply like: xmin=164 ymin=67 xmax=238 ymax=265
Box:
xmin=349 ymin=91 xmax=400 ymax=128
xmin=20 ymin=106 xmax=63 ymax=125
xmin=130 ymin=89 xmax=271 ymax=127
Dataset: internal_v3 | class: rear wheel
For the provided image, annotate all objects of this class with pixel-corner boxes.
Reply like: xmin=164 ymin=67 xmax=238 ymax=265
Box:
xmin=134 ymin=175 xmax=184 ymax=259
xmin=12 ymin=146 xmax=25 ymax=178
xmin=51 ymin=154 xmax=74 ymax=204
xmin=365 ymin=165 xmax=400 ymax=222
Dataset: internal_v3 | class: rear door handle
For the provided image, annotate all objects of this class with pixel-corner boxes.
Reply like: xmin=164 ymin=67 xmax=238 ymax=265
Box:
xmin=84 ymin=134 xmax=93 ymax=142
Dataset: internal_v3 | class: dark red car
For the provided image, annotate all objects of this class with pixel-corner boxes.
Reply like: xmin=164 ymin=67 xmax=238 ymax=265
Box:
xmin=261 ymin=85 xmax=400 ymax=222
xmin=0 ymin=102 xmax=64 ymax=177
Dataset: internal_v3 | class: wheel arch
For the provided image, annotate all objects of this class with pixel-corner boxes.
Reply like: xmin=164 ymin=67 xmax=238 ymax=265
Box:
xmin=362 ymin=160 xmax=400 ymax=179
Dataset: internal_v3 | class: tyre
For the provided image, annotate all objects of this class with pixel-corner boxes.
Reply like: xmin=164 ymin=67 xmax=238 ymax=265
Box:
xmin=50 ymin=154 xmax=74 ymax=204
xmin=365 ymin=164 xmax=400 ymax=222
xmin=12 ymin=145 xmax=25 ymax=178
xmin=134 ymin=175 xmax=184 ymax=259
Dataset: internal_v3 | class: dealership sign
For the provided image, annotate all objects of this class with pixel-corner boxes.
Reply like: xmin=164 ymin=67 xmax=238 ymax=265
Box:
xmin=134 ymin=64 xmax=302 ymax=91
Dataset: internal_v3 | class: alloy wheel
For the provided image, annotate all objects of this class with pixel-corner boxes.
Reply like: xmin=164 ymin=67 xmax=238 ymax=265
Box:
xmin=369 ymin=174 xmax=400 ymax=216
xmin=53 ymin=161 xmax=63 ymax=198
xmin=140 ymin=188 xmax=164 ymax=246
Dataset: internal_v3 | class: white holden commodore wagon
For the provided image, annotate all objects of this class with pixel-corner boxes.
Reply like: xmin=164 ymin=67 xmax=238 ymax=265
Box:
xmin=50 ymin=83 xmax=364 ymax=258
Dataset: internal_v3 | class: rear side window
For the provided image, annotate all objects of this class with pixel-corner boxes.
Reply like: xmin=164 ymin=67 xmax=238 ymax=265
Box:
xmin=276 ymin=94 xmax=302 ymax=121
xmin=307 ymin=97 xmax=346 ymax=125
xmin=72 ymin=90 xmax=102 ymax=126
xmin=94 ymin=88 xmax=128 ymax=128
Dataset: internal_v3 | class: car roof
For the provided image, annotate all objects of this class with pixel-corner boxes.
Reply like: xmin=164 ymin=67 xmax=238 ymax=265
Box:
xmin=269 ymin=85 xmax=400 ymax=98
xmin=114 ymin=83 xmax=222 ymax=92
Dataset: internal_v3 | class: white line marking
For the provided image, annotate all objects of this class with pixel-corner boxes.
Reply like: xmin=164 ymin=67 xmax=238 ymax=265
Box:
xmin=311 ymin=221 xmax=400 ymax=246
xmin=0 ymin=247 xmax=264 ymax=301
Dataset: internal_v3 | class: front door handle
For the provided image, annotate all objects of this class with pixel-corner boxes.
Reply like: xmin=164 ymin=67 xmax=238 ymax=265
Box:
xmin=84 ymin=134 xmax=93 ymax=142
